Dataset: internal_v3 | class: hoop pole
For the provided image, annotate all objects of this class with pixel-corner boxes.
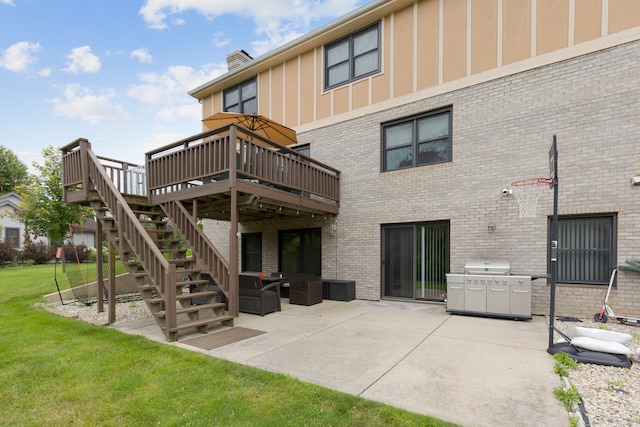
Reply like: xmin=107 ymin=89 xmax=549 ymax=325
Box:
xmin=548 ymin=135 xmax=559 ymax=349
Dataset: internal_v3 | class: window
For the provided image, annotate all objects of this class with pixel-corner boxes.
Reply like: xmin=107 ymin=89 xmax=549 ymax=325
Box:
xmin=223 ymin=78 xmax=257 ymax=114
xmin=5 ymin=228 xmax=19 ymax=248
xmin=325 ymin=22 xmax=380 ymax=89
xmin=279 ymin=228 xmax=321 ymax=275
xmin=242 ymin=233 xmax=262 ymax=272
xmin=382 ymin=107 xmax=452 ymax=172
xmin=552 ymin=214 xmax=617 ymax=285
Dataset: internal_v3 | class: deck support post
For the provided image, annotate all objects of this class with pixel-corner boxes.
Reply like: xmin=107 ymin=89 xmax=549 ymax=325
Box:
xmin=97 ymin=219 xmax=104 ymax=313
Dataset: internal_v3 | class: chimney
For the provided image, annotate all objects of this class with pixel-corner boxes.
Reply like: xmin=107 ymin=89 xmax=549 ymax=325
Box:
xmin=226 ymin=50 xmax=253 ymax=71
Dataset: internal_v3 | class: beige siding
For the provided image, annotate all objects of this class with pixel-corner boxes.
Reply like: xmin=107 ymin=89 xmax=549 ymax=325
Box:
xmin=258 ymin=70 xmax=270 ymax=116
xmin=271 ymin=64 xmax=285 ymax=123
xmin=393 ymin=4 xmax=415 ymax=96
xmin=443 ymin=0 xmax=468 ymax=82
xmin=537 ymin=0 xmax=569 ymax=55
xmin=285 ymin=58 xmax=299 ymax=126
xmin=372 ymin=15 xmax=392 ymax=104
xmin=352 ymin=79 xmax=370 ymax=110
xmin=300 ymin=50 xmax=316 ymax=125
xmin=574 ymin=0 xmax=602 ymax=44
xmin=609 ymin=0 xmax=640 ymax=33
xmin=471 ymin=0 xmax=499 ymax=75
xmin=333 ymin=86 xmax=350 ymax=115
xmin=202 ymin=94 xmax=214 ymax=121
xmin=417 ymin=0 xmax=440 ymax=89
xmin=316 ymin=49 xmax=332 ymax=121
xmin=502 ymin=0 xmax=532 ymax=66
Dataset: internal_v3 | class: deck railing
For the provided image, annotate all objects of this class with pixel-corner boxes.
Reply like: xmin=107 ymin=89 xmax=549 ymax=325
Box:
xmin=62 ymin=139 xmax=146 ymax=198
xmin=145 ymin=124 xmax=340 ymax=204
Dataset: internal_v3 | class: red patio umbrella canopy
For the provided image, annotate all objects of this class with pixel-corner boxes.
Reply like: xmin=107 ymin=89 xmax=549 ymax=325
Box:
xmin=202 ymin=112 xmax=298 ymax=146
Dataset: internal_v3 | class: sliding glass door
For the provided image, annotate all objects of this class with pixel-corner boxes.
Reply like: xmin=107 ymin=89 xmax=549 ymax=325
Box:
xmin=279 ymin=228 xmax=321 ymax=275
xmin=382 ymin=222 xmax=449 ymax=301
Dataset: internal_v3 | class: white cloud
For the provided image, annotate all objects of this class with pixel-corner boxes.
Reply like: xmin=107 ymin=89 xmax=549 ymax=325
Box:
xmin=212 ymin=31 xmax=229 ymax=48
xmin=38 ymin=67 xmax=51 ymax=77
xmin=49 ymin=84 xmax=132 ymax=124
xmin=63 ymin=46 xmax=101 ymax=74
xmin=139 ymin=0 xmax=365 ymax=55
xmin=0 ymin=0 xmax=15 ymax=6
xmin=0 ymin=41 xmax=41 ymax=72
xmin=130 ymin=48 xmax=153 ymax=64
xmin=127 ymin=63 xmax=226 ymax=113
xmin=157 ymin=102 xmax=201 ymax=123
xmin=136 ymin=131 xmax=192 ymax=156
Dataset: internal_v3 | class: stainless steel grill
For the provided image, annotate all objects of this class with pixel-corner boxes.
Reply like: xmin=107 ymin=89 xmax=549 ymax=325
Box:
xmin=446 ymin=260 xmax=531 ymax=320
xmin=464 ymin=260 xmax=510 ymax=276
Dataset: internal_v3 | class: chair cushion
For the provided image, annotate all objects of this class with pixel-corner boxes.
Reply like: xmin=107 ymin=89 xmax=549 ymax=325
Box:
xmin=571 ymin=336 xmax=633 ymax=355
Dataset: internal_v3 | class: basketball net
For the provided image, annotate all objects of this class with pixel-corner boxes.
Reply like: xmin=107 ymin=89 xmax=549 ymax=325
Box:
xmin=511 ymin=178 xmax=553 ymax=218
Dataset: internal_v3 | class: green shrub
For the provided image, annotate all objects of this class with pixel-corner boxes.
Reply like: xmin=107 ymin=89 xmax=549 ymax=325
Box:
xmin=63 ymin=242 xmax=90 ymax=263
xmin=553 ymin=352 xmax=579 ymax=377
xmin=553 ymin=383 xmax=581 ymax=411
xmin=20 ymin=242 xmax=55 ymax=265
xmin=0 ymin=240 xmax=17 ymax=265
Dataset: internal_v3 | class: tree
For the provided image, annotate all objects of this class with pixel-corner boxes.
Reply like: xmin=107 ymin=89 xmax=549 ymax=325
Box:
xmin=0 ymin=145 xmax=29 ymax=194
xmin=618 ymin=260 xmax=640 ymax=274
xmin=12 ymin=145 xmax=93 ymax=246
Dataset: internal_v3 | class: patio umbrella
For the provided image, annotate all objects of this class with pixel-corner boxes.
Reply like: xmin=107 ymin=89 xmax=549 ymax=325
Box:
xmin=202 ymin=112 xmax=298 ymax=146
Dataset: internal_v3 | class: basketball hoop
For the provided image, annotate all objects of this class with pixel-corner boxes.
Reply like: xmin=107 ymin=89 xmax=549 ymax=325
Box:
xmin=511 ymin=177 xmax=554 ymax=218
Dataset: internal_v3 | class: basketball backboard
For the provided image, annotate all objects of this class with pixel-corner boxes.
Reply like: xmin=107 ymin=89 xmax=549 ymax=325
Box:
xmin=548 ymin=135 xmax=557 ymax=180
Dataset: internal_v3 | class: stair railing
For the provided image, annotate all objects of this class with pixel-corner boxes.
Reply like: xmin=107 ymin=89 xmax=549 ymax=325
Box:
xmin=160 ymin=200 xmax=234 ymax=314
xmin=83 ymin=143 xmax=178 ymax=339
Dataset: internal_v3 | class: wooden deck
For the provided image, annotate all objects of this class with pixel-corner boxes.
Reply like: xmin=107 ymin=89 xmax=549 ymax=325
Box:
xmin=60 ymin=124 xmax=340 ymax=341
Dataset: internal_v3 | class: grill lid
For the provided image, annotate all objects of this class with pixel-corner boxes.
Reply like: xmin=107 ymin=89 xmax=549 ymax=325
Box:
xmin=464 ymin=260 xmax=511 ymax=275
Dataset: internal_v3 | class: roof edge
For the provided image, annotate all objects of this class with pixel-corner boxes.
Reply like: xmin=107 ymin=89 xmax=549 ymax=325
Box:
xmin=188 ymin=0 xmax=395 ymax=99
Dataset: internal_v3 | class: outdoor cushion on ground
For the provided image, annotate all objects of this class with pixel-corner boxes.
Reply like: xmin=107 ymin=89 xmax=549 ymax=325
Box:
xmin=570 ymin=336 xmax=633 ymax=356
xmin=569 ymin=326 xmax=632 ymax=344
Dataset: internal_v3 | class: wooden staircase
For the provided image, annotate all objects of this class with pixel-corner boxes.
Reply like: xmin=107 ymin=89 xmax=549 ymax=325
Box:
xmin=66 ymin=139 xmax=234 ymax=341
xmin=92 ymin=200 xmax=233 ymax=341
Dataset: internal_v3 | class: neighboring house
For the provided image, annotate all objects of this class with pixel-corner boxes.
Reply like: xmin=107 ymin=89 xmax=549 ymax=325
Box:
xmin=67 ymin=219 xmax=98 ymax=250
xmin=0 ymin=192 xmax=49 ymax=249
xmin=187 ymin=0 xmax=640 ymax=319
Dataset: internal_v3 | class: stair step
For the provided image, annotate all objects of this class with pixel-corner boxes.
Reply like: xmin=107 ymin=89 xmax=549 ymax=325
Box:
xmin=159 ymin=248 xmax=188 ymax=254
xmin=176 ymin=302 xmax=226 ymax=315
xmin=130 ymin=272 xmax=149 ymax=279
xmin=139 ymin=219 xmax=167 ymax=225
xmin=132 ymin=209 xmax=162 ymax=216
xmin=177 ymin=279 xmax=210 ymax=287
xmin=149 ymin=229 xmax=173 ymax=235
xmin=168 ymin=258 xmax=195 ymax=266
xmin=164 ymin=316 xmax=235 ymax=333
xmin=175 ymin=291 xmax=219 ymax=301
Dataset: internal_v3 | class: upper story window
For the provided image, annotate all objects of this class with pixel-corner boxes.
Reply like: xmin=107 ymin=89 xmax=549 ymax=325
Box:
xmin=325 ymin=22 xmax=380 ymax=90
xmin=224 ymin=78 xmax=257 ymax=114
xmin=382 ymin=107 xmax=452 ymax=172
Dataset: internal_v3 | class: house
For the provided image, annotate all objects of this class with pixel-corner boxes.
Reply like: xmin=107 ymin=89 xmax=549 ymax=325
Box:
xmin=0 ymin=192 xmax=49 ymax=249
xmin=62 ymin=0 xmax=640 ymax=341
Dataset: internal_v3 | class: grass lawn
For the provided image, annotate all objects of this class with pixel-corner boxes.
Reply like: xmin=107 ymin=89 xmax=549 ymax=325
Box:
xmin=0 ymin=264 xmax=459 ymax=426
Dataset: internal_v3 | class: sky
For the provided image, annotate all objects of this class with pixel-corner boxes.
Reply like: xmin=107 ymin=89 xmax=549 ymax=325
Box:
xmin=0 ymin=0 xmax=369 ymax=171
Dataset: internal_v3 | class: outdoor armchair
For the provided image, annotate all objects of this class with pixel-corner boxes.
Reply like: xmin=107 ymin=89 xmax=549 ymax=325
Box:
xmin=238 ymin=274 xmax=281 ymax=316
